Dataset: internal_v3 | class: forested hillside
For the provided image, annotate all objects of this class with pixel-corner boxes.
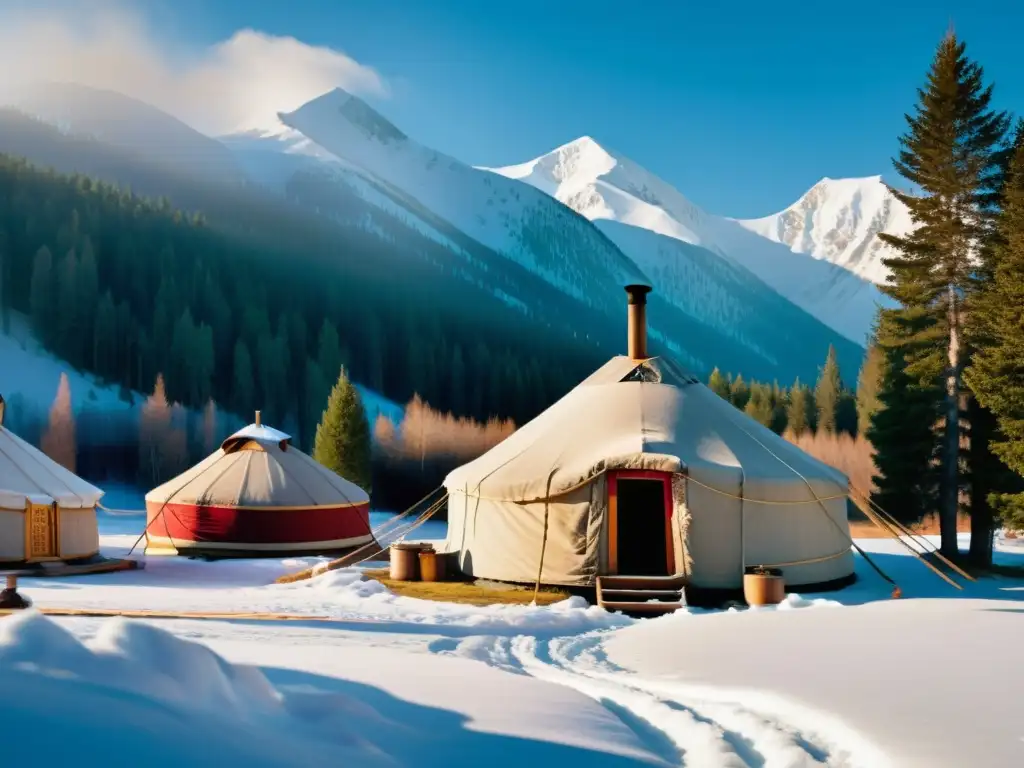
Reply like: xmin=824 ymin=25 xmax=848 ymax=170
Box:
xmin=0 ymin=152 xmax=602 ymax=450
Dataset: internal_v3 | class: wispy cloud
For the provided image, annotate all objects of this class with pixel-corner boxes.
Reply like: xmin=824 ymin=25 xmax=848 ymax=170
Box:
xmin=0 ymin=3 xmax=388 ymax=135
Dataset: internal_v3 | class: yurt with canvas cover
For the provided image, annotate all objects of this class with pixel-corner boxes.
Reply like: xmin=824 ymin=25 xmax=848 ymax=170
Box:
xmin=0 ymin=394 xmax=103 ymax=564
xmin=145 ymin=412 xmax=373 ymax=557
xmin=442 ymin=285 xmax=855 ymax=593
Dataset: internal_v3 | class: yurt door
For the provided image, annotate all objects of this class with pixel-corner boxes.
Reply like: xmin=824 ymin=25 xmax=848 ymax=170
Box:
xmin=608 ymin=471 xmax=674 ymax=576
xmin=26 ymin=502 xmax=58 ymax=560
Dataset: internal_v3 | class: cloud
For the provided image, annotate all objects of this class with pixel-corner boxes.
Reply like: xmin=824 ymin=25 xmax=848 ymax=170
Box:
xmin=0 ymin=3 xmax=387 ymax=135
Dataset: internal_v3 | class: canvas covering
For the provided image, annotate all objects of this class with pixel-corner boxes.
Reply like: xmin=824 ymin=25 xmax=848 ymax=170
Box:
xmin=146 ymin=425 xmax=369 ymax=509
xmin=0 ymin=419 xmax=102 ymax=562
xmin=443 ymin=357 xmax=854 ymax=588
xmin=0 ymin=422 xmax=103 ymax=510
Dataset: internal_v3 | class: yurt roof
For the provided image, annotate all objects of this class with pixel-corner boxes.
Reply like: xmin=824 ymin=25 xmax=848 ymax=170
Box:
xmin=145 ymin=420 xmax=369 ymax=509
xmin=0 ymin=397 xmax=104 ymax=510
xmin=444 ymin=356 xmax=848 ymax=502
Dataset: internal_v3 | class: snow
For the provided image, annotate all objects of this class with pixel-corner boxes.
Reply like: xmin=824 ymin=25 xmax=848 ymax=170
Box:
xmin=736 ymin=176 xmax=914 ymax=285
xmin=0 ymin=612 xmax=662 ymax=768
xmin=489 ymin=138 xmax=894 ymax=344
xmin=266 ymin=89 xmax=649 ymax=310
xmin=4 ymin=503 xmax=1024 ymax=767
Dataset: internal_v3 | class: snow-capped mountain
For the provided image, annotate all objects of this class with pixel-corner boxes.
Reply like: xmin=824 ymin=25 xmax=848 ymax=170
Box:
xmin=736 ymin=175 xmax=913 ymax=285
xmin=269 ymin=89 xmax=648 ymax=311
xmin=0 ymin=82 xmax=867 ymax=382
xmin=490 ymin=138 xmax=893 ymax=344
xmin=220 ymin=91 xmax=864 ymax=379
xmin=2 ymin=83 xmax=245 ymax=185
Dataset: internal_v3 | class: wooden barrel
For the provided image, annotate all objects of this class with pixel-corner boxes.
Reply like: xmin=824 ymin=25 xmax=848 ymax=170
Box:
xmin=390 ymin=543 xmax=426 ymax=581
xmin=743 ymin=567 xmax=785 ymax=606
xmin=418 ymin=547 xmax=445 ymax=582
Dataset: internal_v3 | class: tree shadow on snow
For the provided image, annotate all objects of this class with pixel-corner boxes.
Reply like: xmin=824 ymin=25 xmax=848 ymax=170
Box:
xmin=816 ymin=550 xmax=1024 ymax=605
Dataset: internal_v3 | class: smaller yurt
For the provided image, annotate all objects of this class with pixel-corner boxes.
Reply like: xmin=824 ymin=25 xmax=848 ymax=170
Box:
xmin=145 ymin=413 xmax=373 ymax=557
xmin=0 ymin=394 xmax=103 ymax=564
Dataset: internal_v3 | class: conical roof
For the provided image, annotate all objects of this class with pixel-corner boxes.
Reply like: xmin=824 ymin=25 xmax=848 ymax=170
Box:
xmin=444 ymin=356 xmax=847 ymax=502
xmin=0 ymin=401 xmax=103 ymax=509
xmin=145 ymin=420 xmax=368 ymax=509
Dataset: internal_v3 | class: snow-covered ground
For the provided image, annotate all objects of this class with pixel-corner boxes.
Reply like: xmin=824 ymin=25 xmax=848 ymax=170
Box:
xmin=3 ymin=510 xmax=1022 ymax=767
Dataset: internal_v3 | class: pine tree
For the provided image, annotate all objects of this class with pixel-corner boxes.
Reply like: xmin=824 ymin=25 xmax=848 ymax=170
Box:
xmin=708 ymin=367 xmax=730 ymax=400
xmin=93 ymin=291 xmax=118 ymax=378
xmin=744 ymin=385 xmax=774 ymax=428
xmin=786 ymin=379 xmax=812 ymax=436
xmin=313 ymin=367 xmax=372 ymax=493
xmin=316 ymin=319 xmax=342 ymax=391
xmin=78 ymin=239 xmax=99 ymax=358
xmin=30 ymin=246 xmax=54 ymax=344
xmin=964 ymin=140 xmax=1024 ymax=534
xmin=879 ymin=33 xmax=1009 ymax=555
xmin=729 ymin=375 xmax=750 ymax=410
xmin=857 ymin=342 xmax=885 ymax=437
xmin=815 ymin=345 xmax=842 ymax=435
xmin=0 ymin=229 xmax=8 ymax=335
xmin=232 ymin=340 xmax=255 ymax=417
xmin=868 ymin=311 xmax=943 ymax=523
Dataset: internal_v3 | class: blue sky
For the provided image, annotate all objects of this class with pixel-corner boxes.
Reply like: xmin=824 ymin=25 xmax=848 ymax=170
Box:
xmin=50 ymin=1 xmax=1024 ymax=216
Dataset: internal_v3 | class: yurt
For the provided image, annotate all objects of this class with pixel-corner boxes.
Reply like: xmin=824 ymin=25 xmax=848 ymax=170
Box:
xmin=144 ymin=413 xmax=373 ymax=557
xmin=442 ymin=285 xmax=855 ymax=591
xmin=0 ymin=394 xmax=103 ymax=564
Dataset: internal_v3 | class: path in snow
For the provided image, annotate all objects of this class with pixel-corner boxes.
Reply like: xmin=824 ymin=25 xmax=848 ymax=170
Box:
xmin=430 ymin=629 xmax=880 ymax=768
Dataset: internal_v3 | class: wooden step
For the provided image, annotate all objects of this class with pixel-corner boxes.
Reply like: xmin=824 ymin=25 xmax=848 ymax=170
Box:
xmin=599 ymin=588 xmax=682 ymax=601
xmin=598 ymin=574 xmax=688 ymax=591
xmin=596 ymin=574 xmax=688 ymax=616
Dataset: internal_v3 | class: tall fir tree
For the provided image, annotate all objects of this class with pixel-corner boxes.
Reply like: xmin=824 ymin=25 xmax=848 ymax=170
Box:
xmin=313 ymin=367 xmax=372 ymax=493
xmin=786 ymin=379 xmax=812 ymax=436
xmin=964 ymin=140 xmax=1024 ymax=534
xmin=231 ymin=340 xmax=255 ymax=418
xmin=0 ymin=229 xmax=8 ymax=334
xmin=708 ymin=368 xmax=731 ymax=400
xmin=729 ymin=375 xmax=750 ymax=409
xmin=30 ymin=246 xmax=54 ymax=345
xmin=868 ymin=310 xmax=943 ymax=523
xmin=878 ymin=33 xmax=1009 ymax=556
xmin=815 ymin=345 xmax=841 ymax=435
xmin=743 ymin=385 xmax=774 ymax=428
xmin=856 ymin=342 xmax=885 ymax=437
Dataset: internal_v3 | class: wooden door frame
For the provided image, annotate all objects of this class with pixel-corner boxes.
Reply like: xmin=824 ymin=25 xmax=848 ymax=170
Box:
xmin=24 ymin=501 xmax=61 ymax=562
xmin=607 ymin=470 xmax=675 ymax=575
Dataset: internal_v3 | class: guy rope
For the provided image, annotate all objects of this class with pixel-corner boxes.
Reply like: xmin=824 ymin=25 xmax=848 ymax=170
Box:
xmin=276 ymin=486 xmax=448 ymax=584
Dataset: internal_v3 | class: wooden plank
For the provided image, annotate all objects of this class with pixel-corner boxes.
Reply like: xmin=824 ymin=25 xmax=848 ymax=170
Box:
xmin=608 ymin=474 xmax=618 ymax=574
xmin=598 ymin=573 xmax=688 ymax=590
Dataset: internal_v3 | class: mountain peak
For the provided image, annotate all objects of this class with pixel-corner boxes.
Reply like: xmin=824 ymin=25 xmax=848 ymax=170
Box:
xmin=737 ymin=174 xmax=913 ymax=284
xmin=279 ymin=88 xmax=406 ymax=146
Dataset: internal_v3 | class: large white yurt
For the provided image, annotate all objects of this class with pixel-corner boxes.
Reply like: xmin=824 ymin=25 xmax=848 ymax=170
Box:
xmin=442 ymin=286 xmax=855 ymax=590
xmin=145 ymin=413 xmax=373 ymax=557
xmin=0 ymin=395 xmax=103 ymax=564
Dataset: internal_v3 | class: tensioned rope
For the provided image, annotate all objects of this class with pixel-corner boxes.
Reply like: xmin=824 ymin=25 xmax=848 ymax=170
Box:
xmin=276 ymin=488 xmax=449 ymax=583
xmin=709 ymin=396 xmax=965 ymax=595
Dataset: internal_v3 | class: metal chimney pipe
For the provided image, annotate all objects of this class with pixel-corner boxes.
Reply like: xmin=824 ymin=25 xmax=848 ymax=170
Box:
xmin=255 ymin=410 xmax=262 ymax=427
xmin=625 ymin=284 xmax=652 ymax=359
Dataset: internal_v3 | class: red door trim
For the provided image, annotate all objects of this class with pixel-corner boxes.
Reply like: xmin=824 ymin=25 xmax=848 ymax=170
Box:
xmin=606 ymin=470 xmax=675 ymax=575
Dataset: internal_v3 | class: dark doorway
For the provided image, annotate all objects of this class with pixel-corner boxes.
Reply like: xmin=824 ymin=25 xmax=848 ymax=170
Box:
xmin=616 ymin=478 xmax=668 ymax=575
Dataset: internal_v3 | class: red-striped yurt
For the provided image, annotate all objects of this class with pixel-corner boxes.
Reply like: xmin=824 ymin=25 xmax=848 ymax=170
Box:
xmin=144 ymin=413 xmax=373 ymax=557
